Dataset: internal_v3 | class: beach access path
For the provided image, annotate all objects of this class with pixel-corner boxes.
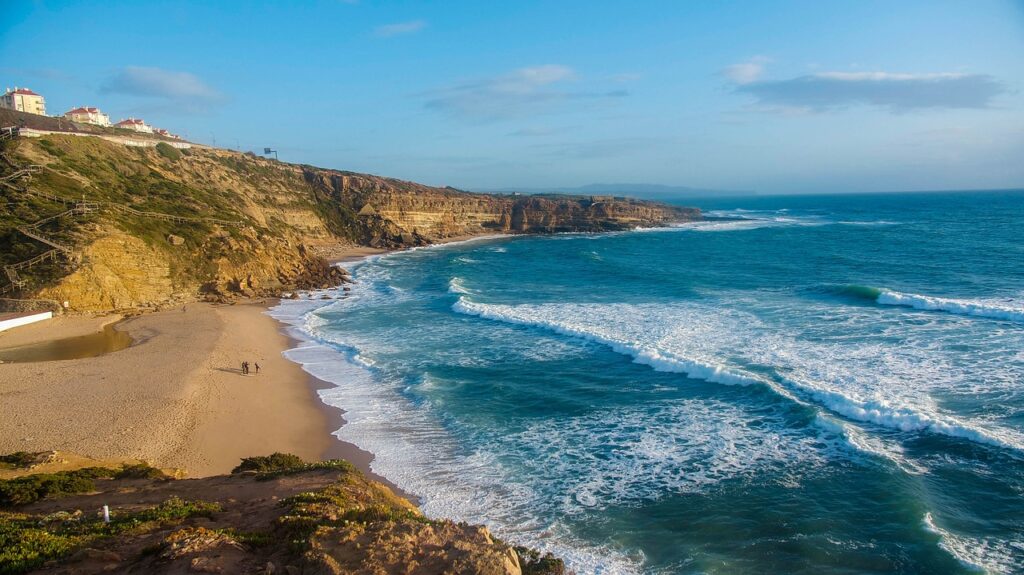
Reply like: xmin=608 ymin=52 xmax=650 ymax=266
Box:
xmin=0 ymin=302 xmax=346 ymax=477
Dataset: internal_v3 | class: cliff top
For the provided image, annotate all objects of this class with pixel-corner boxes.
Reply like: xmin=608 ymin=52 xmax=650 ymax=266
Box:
xmin=0 ymin=452 xmax=563 ymax=575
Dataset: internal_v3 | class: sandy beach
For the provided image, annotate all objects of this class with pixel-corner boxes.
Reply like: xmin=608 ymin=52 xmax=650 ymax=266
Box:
xmin=0 ymin=300 xmax=384 ymax=483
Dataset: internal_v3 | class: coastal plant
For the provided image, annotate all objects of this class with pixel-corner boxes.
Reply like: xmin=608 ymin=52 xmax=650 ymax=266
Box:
xmin=231 ymin=453 xmax=356 ymax=480
xmin=113 ymin=463 xmax=168 ymax=480
xmin=0 ymin=452 xmax=42 ymax=470
xmin=0 ymin=463 xmax=166 ymax=507
xmin=154 ymin=142 xmax=182 ymax=162
xmin=0 ymin=467 xmax=115 ymax=507
xmin=232 ymin=452 xmax=306 ymax=474
xmin=515 ymin=546 xmax=567 ymax=575
xmin=0 ymin=497 xmax=221 ymax=574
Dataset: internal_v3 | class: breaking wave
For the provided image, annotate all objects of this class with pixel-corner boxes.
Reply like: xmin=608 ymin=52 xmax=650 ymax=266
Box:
xmin=452 ymin=297 xmax=1024 ymax=452
xmin=837 ymin=285 xmax=1024 ymax=323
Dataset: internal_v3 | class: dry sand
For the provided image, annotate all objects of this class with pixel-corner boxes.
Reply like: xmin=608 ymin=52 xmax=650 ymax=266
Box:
xmin=0 ymin=301 xmax=385 ymax=483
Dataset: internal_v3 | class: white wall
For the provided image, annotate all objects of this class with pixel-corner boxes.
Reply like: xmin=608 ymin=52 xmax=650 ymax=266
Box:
xmin=0 ymin=311 xmax=52 ymax=332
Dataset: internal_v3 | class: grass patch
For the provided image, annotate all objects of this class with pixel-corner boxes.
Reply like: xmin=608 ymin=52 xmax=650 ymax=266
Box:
xmin=0 ymin=463 xmax=166 ymax=507
xmin=0 ymin=497 xmax=220 ymax=575
xmin=154 ymin=142 xmax=181 ymax=162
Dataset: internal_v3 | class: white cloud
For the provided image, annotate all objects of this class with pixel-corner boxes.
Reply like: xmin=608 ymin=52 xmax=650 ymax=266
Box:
xmin=722 ymin=56 xmax=770 ymax=85
xmin=424 ymin=65 xmax=626 ymax=121
xmin=736 ymin=71 xmax=1006 ymax=112
xmin=100 ymin=66 xmax=223 ymax=112
xmin=375 ymin=20 xmax=426 ymax=37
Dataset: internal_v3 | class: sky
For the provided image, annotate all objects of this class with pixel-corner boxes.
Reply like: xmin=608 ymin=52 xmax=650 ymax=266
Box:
xmin=1 ymin=0 xmax=1023 ymax=194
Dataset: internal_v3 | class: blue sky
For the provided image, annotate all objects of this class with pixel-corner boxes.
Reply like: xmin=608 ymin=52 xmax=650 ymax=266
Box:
xmin=2 ymin=0 xmax=1022 ymax=193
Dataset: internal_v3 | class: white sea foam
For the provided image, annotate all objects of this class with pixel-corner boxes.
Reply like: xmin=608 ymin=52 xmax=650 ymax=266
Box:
xmin=271 ymin=300 xmax=647 ymax=574
xmin=451 ymin=298 xmax=1024 ymax=452
xmin=923 ymin=513 xmax=1021 ymax=574
xmin=877 ymin=290 xmax=1024 ymax=323
xmin=500 ymin=400 xmax=836 ymax=512
xmin=448 ymin=277 xmax=473 ymax=294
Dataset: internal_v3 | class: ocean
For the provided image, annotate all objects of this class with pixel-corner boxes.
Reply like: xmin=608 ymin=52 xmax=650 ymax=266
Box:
xmin=270 ymin=190 xmax=1024 ymax=574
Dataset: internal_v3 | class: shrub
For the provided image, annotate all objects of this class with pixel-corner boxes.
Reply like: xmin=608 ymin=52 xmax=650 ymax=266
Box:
xmin=155 ymin=142 xmax=182 ymax=161
xmin=0 ymin=468 xmax=116 ymax=508
xmin=232 ymin=453 xmax=306 ymax=474
xmin=232 ymin=454 xmax=357 ymax=480
xmin=516 ymin=547 xmax=566 ymax=575
xmin=113 ymin=463 xmax=168 ymax=480
xmin=0 ymin=453 xmax=40 ymax=470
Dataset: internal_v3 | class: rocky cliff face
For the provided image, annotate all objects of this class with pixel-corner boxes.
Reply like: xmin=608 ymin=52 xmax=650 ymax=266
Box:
xmin=304 ymin=169 xmax=698 ymax=244
xmin=1 ymin=135 xmax=698 ymax=312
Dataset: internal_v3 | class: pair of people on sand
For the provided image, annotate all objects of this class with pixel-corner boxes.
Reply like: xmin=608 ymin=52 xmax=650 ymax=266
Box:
xmin=241 ymin=361 xmax=260 ymax=375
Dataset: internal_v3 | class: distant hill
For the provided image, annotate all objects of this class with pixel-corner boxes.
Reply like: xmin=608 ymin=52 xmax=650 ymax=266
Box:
xmin=481 ymin=183 xmax=753 ymax=199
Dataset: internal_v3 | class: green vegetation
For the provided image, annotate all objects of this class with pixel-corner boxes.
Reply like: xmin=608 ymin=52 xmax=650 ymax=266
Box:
xmin=0 ymin=463 xmax=165 ymax=507
xmin=231 ymin=452 xmax=306 ymax=474
xmin=154 ymin=142 xmax=181 ymax=161
xmin=515 ymin=546 xmax=568 ymax=575
xmin=0 ymin=453 xmax=41 ymax=471
xmin=232 ymin=453 xmax=355 ymax=480
xmin=0 ymin=497 xmax=220 ymax=574
xmin=113 ymin=463 xmax=169 ymax=481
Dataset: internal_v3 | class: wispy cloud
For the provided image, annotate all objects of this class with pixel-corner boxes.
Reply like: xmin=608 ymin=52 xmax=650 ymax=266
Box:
xmin=722 ymin=56 xmax=770 ymax=85
xmin=609 ymin=72 xmax=642 ymax=83
xmin=530 ymin=137 xmax=660 ymax=159
xmin=508 ymin=126 xmax=570 ymax=137
xmin=375 ymin=20 xmax=426 ymax=37
xmin=424 ymin=65 xmax=627 ymax=121
xmin=100 ymin=66 xmax=224 ymax=112
xmin=735 ymin=71 xmax=1005 ymax=112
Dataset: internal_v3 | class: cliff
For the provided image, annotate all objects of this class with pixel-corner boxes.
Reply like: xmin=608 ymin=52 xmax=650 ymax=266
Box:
xmin=0 ymin=453 xmax=564 ymax=575
xmin=0 ymin=132 xmax=699 ymax=312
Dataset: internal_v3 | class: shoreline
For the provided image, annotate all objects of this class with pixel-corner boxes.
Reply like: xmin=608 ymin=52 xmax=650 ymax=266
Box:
xmin=0 ymin=235 xmax=508 ymax=496
xmin=0 ymin=301 xmax=401 ymax=492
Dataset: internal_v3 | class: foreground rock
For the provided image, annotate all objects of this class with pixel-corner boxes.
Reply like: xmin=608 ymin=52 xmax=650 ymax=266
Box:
xmin=0 ymin=453 xmax=564 ymax=575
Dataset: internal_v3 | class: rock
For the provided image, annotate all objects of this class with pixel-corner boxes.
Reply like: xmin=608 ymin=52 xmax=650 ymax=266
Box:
xmin=189 ymin=557 xmax=223 ymax=573
xmin=70 ymin=548 xmax=122 ymax=563
xmin=168 ymin=234 xmax=186 ymax=246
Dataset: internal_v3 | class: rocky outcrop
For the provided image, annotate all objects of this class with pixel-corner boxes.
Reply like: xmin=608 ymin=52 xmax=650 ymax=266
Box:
xmin=304 ymin=169 xmax=699 ymax=243
xmin=1 ymin=135 xmax=699 ymax=311
xmin=0 ymin=455 xmax=565 ymax=575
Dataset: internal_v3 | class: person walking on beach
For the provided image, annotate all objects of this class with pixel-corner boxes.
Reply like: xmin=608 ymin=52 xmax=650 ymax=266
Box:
xmin=242 ymin=361 xmax=249 ymax=375
xmin=254 ymin=362 xmax=260 ymax=375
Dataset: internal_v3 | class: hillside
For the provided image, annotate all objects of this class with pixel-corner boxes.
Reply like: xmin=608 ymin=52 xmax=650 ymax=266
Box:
xmin=0 ymin=453 xmax=562 ymax=575
xmin=0 ymin=128 xmax=698 ymax=312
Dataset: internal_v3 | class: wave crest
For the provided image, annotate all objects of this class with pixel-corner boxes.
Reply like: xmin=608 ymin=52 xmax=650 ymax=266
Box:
xmin=877 ymin=290 xmax=1024 ymax=323
xmin=452 ymin=297 xmax=1023 ymax=452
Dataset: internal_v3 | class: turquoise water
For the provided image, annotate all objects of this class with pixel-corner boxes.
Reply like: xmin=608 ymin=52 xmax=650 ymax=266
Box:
xmin=272 ymin=191 xmax=1024 ymax=574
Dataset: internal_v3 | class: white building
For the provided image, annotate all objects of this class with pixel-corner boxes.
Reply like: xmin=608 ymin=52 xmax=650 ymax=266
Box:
xmin=64 ymin=106 xmax=112 ymax=127
xmin=114 ymin=117 xmax=153 ymax=134
xmin=1 ymin=87 xmax=46 ymax=115
xmin=153 ymin=128 xmax=181 ymax=139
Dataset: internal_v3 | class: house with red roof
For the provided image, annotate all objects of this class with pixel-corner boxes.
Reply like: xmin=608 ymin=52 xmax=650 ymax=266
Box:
xmin=153 ymin=128 xmax=181 ymax=139
xmin=1 ymin=87 xmax=46 ymax=116
xmin=64 ymin=106 xmax=112 ymax=127
xmin=114 ymin=117 xmax=154 ymax=134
